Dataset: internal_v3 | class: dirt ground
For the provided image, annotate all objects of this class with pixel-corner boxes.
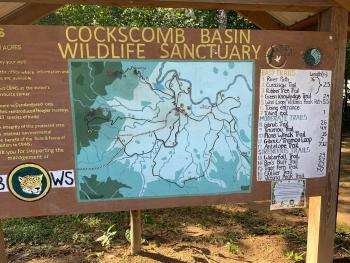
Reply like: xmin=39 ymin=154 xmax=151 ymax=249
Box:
xmin=4 ymin=136 xmax=350 ymax=263
xmin=6 ymin=204 xmax=305 ymax=263
xmin=4 ymin=200 xmax=350 ymax=263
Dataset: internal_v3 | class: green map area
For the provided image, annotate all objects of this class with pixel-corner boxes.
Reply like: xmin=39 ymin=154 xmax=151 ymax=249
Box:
xmin=71 ymin=61 xmax=125 ymax=154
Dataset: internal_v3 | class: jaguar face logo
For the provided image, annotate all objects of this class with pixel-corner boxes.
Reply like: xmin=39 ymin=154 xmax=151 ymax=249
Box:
xmin=8 ymin=164 xmax=51 ymax=202
xmin=18 ymin=174 xmax=43 ymax=195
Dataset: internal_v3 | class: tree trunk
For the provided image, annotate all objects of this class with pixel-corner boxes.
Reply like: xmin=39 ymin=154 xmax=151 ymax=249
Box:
xmin=217 ymin=10 xmax=227 ymax=29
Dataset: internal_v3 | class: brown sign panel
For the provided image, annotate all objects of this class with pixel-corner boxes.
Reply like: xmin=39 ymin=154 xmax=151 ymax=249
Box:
xmin=0 ymin=26 xmax=334 ymax=219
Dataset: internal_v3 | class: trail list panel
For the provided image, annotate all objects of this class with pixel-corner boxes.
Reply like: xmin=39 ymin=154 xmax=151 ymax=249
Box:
xmin=257 ymin=69 xmax=331 ymax=181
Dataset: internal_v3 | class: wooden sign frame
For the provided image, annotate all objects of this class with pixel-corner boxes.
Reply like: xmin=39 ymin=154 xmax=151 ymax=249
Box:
xmin=0 ymin=1 xmax=347 ymax=262
xmin=0 ymin=26 xmax=335 ymax=217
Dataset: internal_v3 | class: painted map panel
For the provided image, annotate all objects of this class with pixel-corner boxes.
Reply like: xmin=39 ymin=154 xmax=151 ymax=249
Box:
xmin=69 ymin=60 xmax=253 ymax=201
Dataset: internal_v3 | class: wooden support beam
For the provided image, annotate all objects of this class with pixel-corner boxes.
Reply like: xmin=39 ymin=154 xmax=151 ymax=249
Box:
xmin=0 ymin=0 xmax=336 ymax=12
xmin=0 ymin=222 xmax=7 ymax=263
xmin=306 ymin=6 xmax=348 ymax=263
xmin=288 ymin=14 xmax=319 ymax=30
xmin=130 ymin=210 xmax=142 ymax=255
xmin=238 ymin=11 xmax=286 ymax=30
xmin=333 ymin=0 xmax=350 ymax=11
xmin=0 ymin=3 xmax=61 ymax=25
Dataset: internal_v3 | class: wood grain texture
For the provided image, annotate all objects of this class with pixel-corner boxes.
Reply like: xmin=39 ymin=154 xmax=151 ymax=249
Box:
xmin=306 ymin=6 xmax=348 ymax=263
xmin=333 ymin=0 xmax=350 ymax=11
xmin=0 ymin=222 xmax=7 ymax=263
xmin=306 ymin=196 xmax=322 ymax=263
xmin=238 ymin=11 xmax=286 ymax=29
xmin=0 ymin=3 xmax=25 ymax=19
xmin=0 ymin=0 xmax=336 ymax=12
xmin=288 ymin=14 xmax=319 ymax=30
xmin=130 ymin=210 xmax=142 ymax=255
xmin=0 ymin=3 xmax=61 ymax=25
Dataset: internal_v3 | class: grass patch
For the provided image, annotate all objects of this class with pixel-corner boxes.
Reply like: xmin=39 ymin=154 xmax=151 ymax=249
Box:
xmin=3 ymin=212 xmax=129 ymax=246
xmin=284 ymin=250 xmax=304 ymax=262
xmin=231 ymin=208 xmax=274 ymax=236
xmin=2 ymin=204 xmax=335 ymax=262
xmin=335 ymin=231 xmax=350 ymax=251
xmin=284 ymin=209 xmax=306 ymax=217
xmin=280 ymin=227 xmax=306 ymax=244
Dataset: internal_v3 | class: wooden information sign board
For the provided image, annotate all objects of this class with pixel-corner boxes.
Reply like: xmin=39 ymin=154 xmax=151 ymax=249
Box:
xmin=0 ymin=25 xmax=335 ymax=219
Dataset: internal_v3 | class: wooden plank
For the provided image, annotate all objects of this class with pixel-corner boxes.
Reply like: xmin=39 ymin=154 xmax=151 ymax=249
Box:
xmin=238 ymin=10 xmax=286 ymax=29
xmin=130 ymin=210 xmax=142 ymax=255
xmin=288 ymin=13 xmax=319 ymax=30
xmin=0 ymin=0 xmax=336 ymax=12
xmin=306 ymin=6 xmax=348 ymax=263
xmin=0 ymin=3 xmax=61 ymax=25
xmin=306 ymin=196 xmax=323 ymax=263
xmin=333 ymin=0 xmax=350 ymax=11
xmin=0 ymin=3 xmax=25 ymax=18
xmin=0 ymin=222 xmax=7 ymax=263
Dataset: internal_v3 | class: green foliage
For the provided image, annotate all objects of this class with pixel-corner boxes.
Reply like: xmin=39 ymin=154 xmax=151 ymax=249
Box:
xmin=3 ymin=212 xmax=129 ymax=246
xmin=143 ymin=213 xmax=155 ymax=225
xmin=72 ymin=232 xmax=93 ymax=246
xmin=232 ymin=208 xmax=272 ymax=235
xmin=39 ymin=5 xmax=255 ymax=29
xmin=95 ymin=225 xmax=117 ymax=247
xmin=281 ymin=227 xmax=305 ymax=243
xmin=285 ymin=209 xmax=306 ymax=217
xmin=226 ymin=242 xmax=240 ymax=254
xmin=39 ymin=5 xmax=118 ymax=26
xmin=225 ymin=233 xmax=240 ymax=243
xmin=124 ymin=228 xmax=131 ymax=243
xmin=124 ymin=229 xmax=148 ymax=244
xmin=284 ymin=251 xmax=304 ymax=262
xmin=335 ymin=231 xmax=350 ymax=250
xmin=153 ymin=241 xmax=161 ymax=248
xmin=3 ymin=216 xmax=92 ymax=245
xmin=87 ymin=251 xmax=104 ymax=260
xmin=345 ymin=41 xmax=350 ymax=78
xmin=82 ymin=216 xmax=102 ymax=228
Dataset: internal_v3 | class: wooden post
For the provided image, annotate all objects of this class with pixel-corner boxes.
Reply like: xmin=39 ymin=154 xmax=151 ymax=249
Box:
xmin=130 ymin=210 xmax=142 ymax=255
xmin=0 ymin=222 xmax=7 ymax=263
xmin=307 ymin=196 xmax=323 ymax=263
xmin=306 ymin=6 xmax=348 ymax=263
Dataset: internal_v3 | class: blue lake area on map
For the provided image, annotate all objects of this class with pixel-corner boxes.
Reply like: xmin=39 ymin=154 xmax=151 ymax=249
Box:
xmin=69 ymin=60 xmax=254 ymax=201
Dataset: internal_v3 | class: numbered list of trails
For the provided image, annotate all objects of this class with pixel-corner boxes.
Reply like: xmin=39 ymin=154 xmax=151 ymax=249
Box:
xmin=257 ymin=69 xmax=331 ymax=181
